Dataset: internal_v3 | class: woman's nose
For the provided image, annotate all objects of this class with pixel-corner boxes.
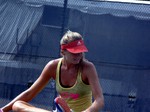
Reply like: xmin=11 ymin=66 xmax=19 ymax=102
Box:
xmin=73 ymin=53 xmax=82 ymax=56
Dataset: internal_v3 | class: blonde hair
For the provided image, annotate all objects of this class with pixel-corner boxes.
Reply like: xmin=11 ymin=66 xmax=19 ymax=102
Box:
xmin=60 ymin=31 xmax=83 ymax=45
xmin=60 ymin=31 xmax=85 ymax=64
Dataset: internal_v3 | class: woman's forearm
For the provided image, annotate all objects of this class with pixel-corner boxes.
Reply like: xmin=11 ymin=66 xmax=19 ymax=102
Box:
xmin=85 ymin=97 xmax=104 ymax=112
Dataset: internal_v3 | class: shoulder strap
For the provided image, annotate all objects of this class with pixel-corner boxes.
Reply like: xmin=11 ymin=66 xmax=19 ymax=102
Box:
xmin=56 ymin=58 xmax=62 ymax=80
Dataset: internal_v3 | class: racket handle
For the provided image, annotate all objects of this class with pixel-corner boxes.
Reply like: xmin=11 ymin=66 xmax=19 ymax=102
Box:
xmin=0 ymin=109 xmax=3 ymax=112
xmin=54 ymin=97 xmax=71 ymax=112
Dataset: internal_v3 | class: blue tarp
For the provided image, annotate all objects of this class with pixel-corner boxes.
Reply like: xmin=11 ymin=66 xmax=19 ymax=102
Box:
xmin=0 ymin=0 xmax=43 ymax=59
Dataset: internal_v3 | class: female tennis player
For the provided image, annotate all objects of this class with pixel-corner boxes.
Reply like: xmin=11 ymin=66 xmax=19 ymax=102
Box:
xmin=0 ymin=31 xmax=104 ymax=112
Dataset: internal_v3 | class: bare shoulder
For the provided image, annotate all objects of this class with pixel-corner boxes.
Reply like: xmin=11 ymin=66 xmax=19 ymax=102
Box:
xmin=81 ymin=59 xmax=98 ymax=84
xmin=82 ymin=59 xmax=95 ymax=69
xmin=43 ymin=58 xmax=61 ymax=79
xmin=82 ymin=59 xmax=97 ymax=75
xmin=83 ymin=59 xmax=98 ymax=75
xmin=46 ymin=58 xmax=62 ymax=68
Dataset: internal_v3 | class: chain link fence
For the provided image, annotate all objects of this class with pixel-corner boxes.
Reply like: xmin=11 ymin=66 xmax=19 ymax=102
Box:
xmin=0 ymin=0 xmax=150 ymax=111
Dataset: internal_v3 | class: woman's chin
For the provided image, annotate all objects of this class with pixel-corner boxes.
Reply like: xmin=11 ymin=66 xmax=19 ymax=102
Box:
xmin=72 ymin=59 xmax=80 ymax=64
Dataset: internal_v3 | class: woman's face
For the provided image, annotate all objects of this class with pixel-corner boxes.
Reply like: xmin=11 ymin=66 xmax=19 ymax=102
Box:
xmin=63 ymin=50 xmax=83 ymax=64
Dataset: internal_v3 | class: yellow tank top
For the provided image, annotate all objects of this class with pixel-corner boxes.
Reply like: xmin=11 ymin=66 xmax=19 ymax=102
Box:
xmin=56 ymin=58 xmax=92 ymax=112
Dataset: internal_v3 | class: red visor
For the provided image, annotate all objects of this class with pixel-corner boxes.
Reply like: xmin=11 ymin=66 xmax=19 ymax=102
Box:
xmin=61 ymin=40 xmax=88 ymax=53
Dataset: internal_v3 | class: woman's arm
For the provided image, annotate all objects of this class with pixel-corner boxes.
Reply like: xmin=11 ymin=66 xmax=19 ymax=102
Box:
xmin=83 ymin=61 xmax=104 ymax=112
xmin=1 ymin=60 xmax=57 ymax=112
